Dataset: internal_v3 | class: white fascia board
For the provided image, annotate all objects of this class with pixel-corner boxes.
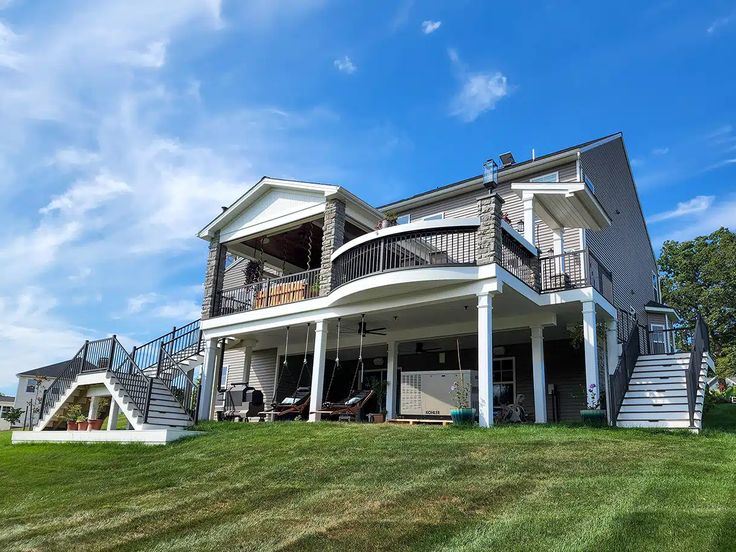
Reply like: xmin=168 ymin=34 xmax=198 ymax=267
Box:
xmin=512 ymin=182 xmax=611 ymax=230
xmin=645 ymin=306 xmax=681 ymax=321
xmin=331 ymin=217 xmax=480 ymax=261
xmin=198 ymin=178 xmax=340 ymax=240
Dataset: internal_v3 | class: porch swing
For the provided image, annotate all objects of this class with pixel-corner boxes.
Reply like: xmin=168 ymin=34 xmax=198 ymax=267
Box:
xmin=259 ymin=325 xmax=312 ymax=421
xmin=313 ymin=315 xmax=375 ymax=421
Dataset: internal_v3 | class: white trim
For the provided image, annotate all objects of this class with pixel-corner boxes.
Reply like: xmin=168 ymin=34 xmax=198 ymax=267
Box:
xmin=416 ymin=211 xmax=445 ymax=221
xmin=331 ymin=217 xmax=480 ymax=261
xmin=501 ymin=219 xmax=537 ymax=255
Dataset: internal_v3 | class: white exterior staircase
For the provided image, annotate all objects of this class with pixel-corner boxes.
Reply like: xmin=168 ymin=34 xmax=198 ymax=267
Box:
xmin=616 ymin=352 xmax=710 ymax=430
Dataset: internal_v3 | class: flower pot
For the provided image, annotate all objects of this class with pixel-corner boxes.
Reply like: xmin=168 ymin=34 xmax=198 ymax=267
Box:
xmin=88 ymin=419 xmax=103 ymax=431
xmin=77 ymin=421 xmax=89 ymax=431
xmin=580 ymin=409 xmax=606 ymax=427
xmin=66 ymin=421 xmax=78 ymax=431
xmin=450 ymin=408 xmax=475 ymax=426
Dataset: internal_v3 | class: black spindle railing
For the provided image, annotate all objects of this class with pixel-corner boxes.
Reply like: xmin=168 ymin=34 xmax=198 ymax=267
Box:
xmin=608 ymin=323 xmax=643 ymax=423
xmin=686 ymin=315 xmax=709 ymax=428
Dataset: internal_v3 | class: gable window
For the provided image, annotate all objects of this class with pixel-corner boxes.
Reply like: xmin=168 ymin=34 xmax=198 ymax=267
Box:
xmin=396 ymin=214 xmax=410 ymax=225
xmin=529 ymin=171 xmax=559 ymax=183
xmin=418 ymin=212 xmax=444 ymax=222
xmin=25 ymin=379 xmax=36 ymax=393
xmin=493 ymin=357 xmax=516 ymax=406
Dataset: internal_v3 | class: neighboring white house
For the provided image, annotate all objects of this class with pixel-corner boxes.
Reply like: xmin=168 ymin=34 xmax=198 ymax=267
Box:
xmin=1 ymin=395 xmax=16 ymax=430
xmin=14 ymin=361 xmax=72 ymax=428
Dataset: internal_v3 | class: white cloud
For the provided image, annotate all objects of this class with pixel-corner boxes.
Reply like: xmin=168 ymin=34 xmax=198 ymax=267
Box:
xmin=447 ymin=48 xmax=509 ymax=122
xmin=126 ymin=293 xmax=159 ymax=315
xmin=153 ymin=299 xmax=201 ymax=321
xmin=651 ymin=146 xmax=669 ymax=155
xmin=49 ymin=148 xmax=101 ymax=169
xmin=707 ymin=14 xmax=733 ymax=34
xmin=0 ymin=20 xmax=22 ymax=70
xmin=704 ymin=158 xmax=736 ymax=172
xmin=648 ymin=195 xmax=715 ymax=223
xmin=333 ymin=55 xmax=356 ymax=74
xmin=421 ymin=20 xmax=441 ymax=34
xmin=122 ymin=40 xmax=168 ymax=68
xmin=0 ymin=288 xmax=91 ymax=394
xmin=653 ymin=197 xmax=736 ymax=246
xmin=40 ymin=174 xmax=131 ymax=215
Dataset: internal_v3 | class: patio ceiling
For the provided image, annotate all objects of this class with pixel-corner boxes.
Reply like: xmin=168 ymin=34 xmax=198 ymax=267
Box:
xmin=510 ymin=182 xmax=611 ymax=231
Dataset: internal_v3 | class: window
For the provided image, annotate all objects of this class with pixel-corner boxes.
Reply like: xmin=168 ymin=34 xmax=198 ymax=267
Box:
xmin=493 ymin=357 xmax=516 ymax=406
xmin=219 ymin=364 xmax=229 ymax=389
xmin=396 ymin=214 xmax=410 ymax=225
xmin=652 ymin=273 xmax=660 ymax=302
xmin=418 ymin=212 xmax=444 ymax=222
xmin=529 ymin=171 xmax=559 ymax=183
xmin=25 ymin=379 xmax=36 ymax=393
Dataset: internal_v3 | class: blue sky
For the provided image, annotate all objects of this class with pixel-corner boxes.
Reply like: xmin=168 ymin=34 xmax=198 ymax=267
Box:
xmin=0 ymin=0 xmax=734 ymax=394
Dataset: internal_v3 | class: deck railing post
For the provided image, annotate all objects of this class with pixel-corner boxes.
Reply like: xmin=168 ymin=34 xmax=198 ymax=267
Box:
xmin=38 ymin=391 xmax=46 ymax=425
xmin=144 ymin=378 xmax=153 ymax=423
xmin=80 ymin=340 xmax=90 ymax=372
xmin=108 ymin=336 xmax=117 ymax=372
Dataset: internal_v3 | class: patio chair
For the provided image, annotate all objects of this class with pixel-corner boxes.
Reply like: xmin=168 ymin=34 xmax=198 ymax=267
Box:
xmin=259 ymin=386 xmax=311 ymax=421
xmin=312 ymin=388 xmax=375 ymax=422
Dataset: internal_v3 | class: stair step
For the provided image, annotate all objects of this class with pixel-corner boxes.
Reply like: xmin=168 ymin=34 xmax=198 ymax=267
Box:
xmin=616 ymin=420 xmax=699 ymax=429
xmin=632 ymin=369 xmax=688 ymax=377
xmin=618 ymin=411 xmax=700 ymax=421
xmin=619 ymin=404 xmax=690 ymax=413
xmin=638 ymin=353 xmax=691 ymax=361
xmin=629 ymin=376 xmax=687 ymax=385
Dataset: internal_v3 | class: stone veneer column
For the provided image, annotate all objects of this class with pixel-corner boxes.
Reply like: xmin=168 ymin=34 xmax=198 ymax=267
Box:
xmin=319 ymin=198 xmax=346 ymax=296
xmin=476 ymin=193 xmax=504 ymax=265
xmin=201 ymin=231 xmax=227 ymax=320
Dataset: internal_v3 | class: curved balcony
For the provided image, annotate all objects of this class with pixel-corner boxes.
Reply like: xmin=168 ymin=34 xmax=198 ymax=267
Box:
xmin=330 ymin=218 xmax=480 ymax=290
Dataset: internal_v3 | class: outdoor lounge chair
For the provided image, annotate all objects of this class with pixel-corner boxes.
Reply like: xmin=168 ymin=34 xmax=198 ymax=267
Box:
xmin=312 ymin=388 xmax=375 ymax=421
xmin=259 ymin=386 xmax=311 ymax=421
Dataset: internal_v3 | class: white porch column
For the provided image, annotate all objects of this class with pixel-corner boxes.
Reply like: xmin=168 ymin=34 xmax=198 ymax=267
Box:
xmin=522 ymin=194 xmax=536 ymax=246
xmin=87 ymin=396 xmax=100 ymax=422
xmin=477 ymin=292 xmax=494 ymax=428
xmin=386 ymin=341 xmax=398 ymax=419
xmin=606 ymin=320 xmax=619 ymax=375
xmin=582 ymin=301 xmax=600 ymax=407
xmin=530 ymin=326 xmax=547 ymax=423
xmin=242 ymin=338 xmax=258 ymax=385
xmin=107 ymin=400 xmax=120 ymax=431
xmin=197 ymin=337 xmax=218 ymax=421
xmin=552 ymin=228 xmax=565 ymax=272
xmin=308 ymin=320 xmax=328 ymax=422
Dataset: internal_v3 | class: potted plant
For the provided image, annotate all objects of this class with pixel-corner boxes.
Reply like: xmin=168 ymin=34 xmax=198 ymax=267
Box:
xmin=580 ymin=384 xmax=606 ymax=427
xmin=76 ymin=414 xmax=89 ymax=431
xmin=88 ymin=398 xmax=109 ymax=430
xmin=369 ymin=379 xmax=388 ymax=423
xmin=449 ymin=375 xmax=474 ymax=425
xmin=65 ymin=404 xmax=82 ymax=430
xmin=379 ymin=211 xmax=398 ymax=229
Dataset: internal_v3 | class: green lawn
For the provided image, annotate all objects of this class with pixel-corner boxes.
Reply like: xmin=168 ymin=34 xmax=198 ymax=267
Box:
xmin=2 ymin=408 xmax=736 ymax=552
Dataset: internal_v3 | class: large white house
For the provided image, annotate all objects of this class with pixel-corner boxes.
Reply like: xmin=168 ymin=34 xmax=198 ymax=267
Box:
xmin=13 ymin=133 xmax=713 ymax=444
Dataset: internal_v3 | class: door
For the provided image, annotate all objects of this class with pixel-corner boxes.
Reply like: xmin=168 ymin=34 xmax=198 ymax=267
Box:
xmin=650 ymin=324 xmax=666 ymax=354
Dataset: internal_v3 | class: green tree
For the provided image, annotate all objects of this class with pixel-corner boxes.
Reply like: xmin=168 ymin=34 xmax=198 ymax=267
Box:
xmin=714 ymin=346 xmax=736 ymax=389
xmin=658 ymin=227 xmax=736 ymax=356
xmin=1 ymin=407 xmax=23 ymax=426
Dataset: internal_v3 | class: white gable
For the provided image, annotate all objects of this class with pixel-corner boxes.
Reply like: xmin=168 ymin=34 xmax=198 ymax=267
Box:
xmin=219 ymin=188 xmax=325 ymax=242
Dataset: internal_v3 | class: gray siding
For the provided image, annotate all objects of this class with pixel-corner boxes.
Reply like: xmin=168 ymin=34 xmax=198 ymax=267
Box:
xmin=401 ymin=161 xmax=582 ymax=253
xmin=581 ymin=138 xmax=658 ymax=321
xmin=223 ymin=346 xmax=277 ymax=400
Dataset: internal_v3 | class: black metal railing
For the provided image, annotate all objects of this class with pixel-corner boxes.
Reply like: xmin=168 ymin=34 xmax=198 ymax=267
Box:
xmin=332 ymin=226 xmax=478 ymax=289
xmin=537 ymin=249 xmax=614 ymax=303
xmin=108 ymin=341 xmax=151 ymax=418
xmin=608 ymin=322 xmax=646 ymax=423
xmin=218 ymin=268 xmax=321 ymax=316
xmin=499 ymin=229 xmax=539 ymax=289
xmin=686 ymin=314 xmax=709 ymax=427
xmin=647 ymin=327 xmax=694 ymax=355
xmin=158 ymin=346 xmax=200 ymax=422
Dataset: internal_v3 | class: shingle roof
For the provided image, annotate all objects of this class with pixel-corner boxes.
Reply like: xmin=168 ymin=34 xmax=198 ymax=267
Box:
xmin=645 ymin=300 xmax=673 ymax=309
xmin=17 ymin=360 xmax=74 ymax=378
xmin=378 ymin=132 xmax=622 ymax=209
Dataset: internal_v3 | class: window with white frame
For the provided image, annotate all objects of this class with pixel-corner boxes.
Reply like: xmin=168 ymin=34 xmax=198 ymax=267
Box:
xmin=219 ymin=364 xmax=229 ymax=389
xmin=493 ymin=357 xmax=516 ymax=406
xmin=652 ymin=273 xmax=660 ymax=302
xmin=396 ymin=214 xmax=410 ymax=225
xmin=529 ymin=171 xmax=559 ymax=183
xmin=25 ymin=379 xmax=36 ymax=393
xmin=418 ymin=212 xmax=444 ymax=221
